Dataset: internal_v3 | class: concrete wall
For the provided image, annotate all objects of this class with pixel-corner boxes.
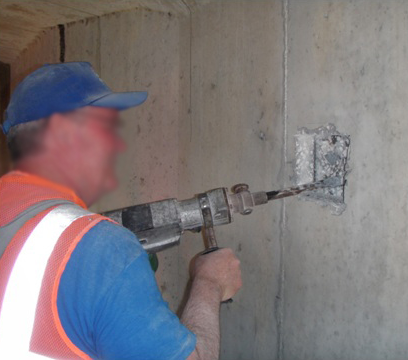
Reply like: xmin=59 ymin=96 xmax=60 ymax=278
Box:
xmin=5 ymin=1 xmax=408 ymax=359
xmin=285 ymin=1 xmax=408 ymax=359
xmin=183 ymin=3 xmax=284 ymax=359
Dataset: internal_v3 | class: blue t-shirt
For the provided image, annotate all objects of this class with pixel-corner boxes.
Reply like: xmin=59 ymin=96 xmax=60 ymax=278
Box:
xmin=57 ymin=220 xmax=196 ymax=359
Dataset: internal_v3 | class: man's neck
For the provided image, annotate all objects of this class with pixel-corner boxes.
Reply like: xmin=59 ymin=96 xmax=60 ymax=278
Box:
xmin=15 ymin=155 xmax=85 ymax=204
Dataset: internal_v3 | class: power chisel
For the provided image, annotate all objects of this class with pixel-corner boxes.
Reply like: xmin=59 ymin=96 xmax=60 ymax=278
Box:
xmin=104 ymin=178 xmax=341 ymax=254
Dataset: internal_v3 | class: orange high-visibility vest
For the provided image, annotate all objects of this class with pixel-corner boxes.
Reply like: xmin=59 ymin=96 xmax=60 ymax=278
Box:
xmin=0 ymin=171 xmax=111 ymax=359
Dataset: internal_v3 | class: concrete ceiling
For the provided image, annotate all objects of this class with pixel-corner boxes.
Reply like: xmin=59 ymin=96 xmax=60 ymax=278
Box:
xmin=0 ymin=0 xmax=203 ymax=64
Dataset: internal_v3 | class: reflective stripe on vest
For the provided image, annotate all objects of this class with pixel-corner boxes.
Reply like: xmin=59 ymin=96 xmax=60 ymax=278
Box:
xmin=0 ymin=204 xmax=93 ymax=359
xmin=0 ymin=199 xmax=76 ymax=259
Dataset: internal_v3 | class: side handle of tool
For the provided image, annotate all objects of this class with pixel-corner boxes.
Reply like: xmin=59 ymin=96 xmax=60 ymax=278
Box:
xmin=198 ymin=192 xmax=233 ymax=303
xmin=200 ymin=225 xmax=233 ymax=304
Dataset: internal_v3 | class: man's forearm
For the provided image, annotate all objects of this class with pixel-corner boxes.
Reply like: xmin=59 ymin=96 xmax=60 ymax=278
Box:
xmin=181 ymin=279 xmax=222 ymax=360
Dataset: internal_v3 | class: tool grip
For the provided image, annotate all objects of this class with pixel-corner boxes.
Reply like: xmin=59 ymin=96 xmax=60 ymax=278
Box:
xmin=200 ymin=247 xmax=233 ymax=304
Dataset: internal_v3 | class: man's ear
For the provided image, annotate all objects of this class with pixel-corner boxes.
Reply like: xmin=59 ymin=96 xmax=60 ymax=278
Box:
xmin=45 ymin=113 xmax=75 ymax=149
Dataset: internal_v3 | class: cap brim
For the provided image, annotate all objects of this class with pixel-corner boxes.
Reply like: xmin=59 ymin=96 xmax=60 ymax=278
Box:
xmin=89 ymin=91 xmax=148 ymax=110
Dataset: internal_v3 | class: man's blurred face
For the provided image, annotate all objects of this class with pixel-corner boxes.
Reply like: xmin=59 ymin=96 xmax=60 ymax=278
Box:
xmin=68 ymin=106 xmax=126 ymax=205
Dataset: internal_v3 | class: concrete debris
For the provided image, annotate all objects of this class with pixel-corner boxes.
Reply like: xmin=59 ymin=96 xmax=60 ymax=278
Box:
xmin=294 ymin=124 xmax=350 ymax=215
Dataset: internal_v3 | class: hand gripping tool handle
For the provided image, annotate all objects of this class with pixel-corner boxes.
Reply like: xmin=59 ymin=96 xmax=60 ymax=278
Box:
xmin=198 ymin=193 xmax=233 ymax=303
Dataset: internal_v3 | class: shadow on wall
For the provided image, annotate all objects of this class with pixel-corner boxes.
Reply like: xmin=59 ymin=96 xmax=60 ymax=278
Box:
xmin=0 ymin=62 xmax=11 ymax=176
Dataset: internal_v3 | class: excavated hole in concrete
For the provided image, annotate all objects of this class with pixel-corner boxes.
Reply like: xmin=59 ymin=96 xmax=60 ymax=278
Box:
xmin=294 ymin=124 xmax=350 ymax=215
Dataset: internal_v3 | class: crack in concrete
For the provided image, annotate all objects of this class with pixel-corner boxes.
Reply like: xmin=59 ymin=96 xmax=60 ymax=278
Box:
xmin=181 ymin=0 xmax=193 ymax=143
xmin=97 ymin=16 xmax=101 ymax=75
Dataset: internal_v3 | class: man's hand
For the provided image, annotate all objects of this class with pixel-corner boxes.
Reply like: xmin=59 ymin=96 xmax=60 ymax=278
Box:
xmin=192 ymin=248 xmax=242 ymax=302
xmin=182 ymin=248 xmax=242 ymax=360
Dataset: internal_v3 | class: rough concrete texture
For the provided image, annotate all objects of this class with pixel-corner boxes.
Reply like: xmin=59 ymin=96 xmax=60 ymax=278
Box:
xmin=182 ymin=2 xmax=284 ymax=359
xmin=0 ymin=0 xmax=200 ymax=63
xmin=294 ymin=124 xmax=350 ymax=215
xmin=97 ymin=9 xmax=186 ymax=309
xmin=5 ymin=0 xmax=408 ymax=359
xmin=10 ymin=26 xmax=59 ymax=91
xmin=285 ymin=1 xmax=408 ymax=359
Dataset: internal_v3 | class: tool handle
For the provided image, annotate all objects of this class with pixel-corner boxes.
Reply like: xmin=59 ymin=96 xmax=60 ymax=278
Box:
xmin=203 ymin=223 xmax=218 ymax=249
xmin=201 ymin=246 xmax=219 ymax=255
xmin=199 ymin=198 xmax=233 ymax=304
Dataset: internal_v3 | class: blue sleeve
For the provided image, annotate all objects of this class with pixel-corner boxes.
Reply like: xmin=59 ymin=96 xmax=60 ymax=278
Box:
xmin=57 ymin=220 xmax=196 ymax=359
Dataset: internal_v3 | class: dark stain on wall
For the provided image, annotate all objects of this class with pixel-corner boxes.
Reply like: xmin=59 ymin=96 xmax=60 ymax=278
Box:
xmin=0 ymin=61 xmax=11 ymax=175
xmin=58 ymin=24 xmax=66 ymax=63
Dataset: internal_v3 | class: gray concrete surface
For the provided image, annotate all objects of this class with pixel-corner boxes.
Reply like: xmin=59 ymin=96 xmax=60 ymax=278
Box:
xmin=183 ymin=2 xmax=284 ymax=359
xmin=4 ymin=1 xmax=408 ymax=359
xmin=284 ymin=1 xmax=408 ymax=359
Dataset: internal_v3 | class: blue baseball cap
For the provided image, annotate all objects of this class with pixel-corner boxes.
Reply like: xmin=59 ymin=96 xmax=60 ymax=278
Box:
xmin=2 ymin=62 xmax=148 ymax=135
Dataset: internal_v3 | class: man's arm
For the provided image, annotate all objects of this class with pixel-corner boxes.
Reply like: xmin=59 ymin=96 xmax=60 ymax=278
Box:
xmin=181 ymin=248 xmax=242 ymax=360
xmin=58 ymin=221 xmax=197 ymax=359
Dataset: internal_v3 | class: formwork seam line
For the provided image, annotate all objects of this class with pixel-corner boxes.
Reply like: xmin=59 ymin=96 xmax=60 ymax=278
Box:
xmin=277 ymin=0 xmax=288 ymax=359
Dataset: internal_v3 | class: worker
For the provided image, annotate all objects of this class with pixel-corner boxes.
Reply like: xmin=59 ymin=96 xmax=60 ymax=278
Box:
xmin=0 ymin=62 xmax=242 ymax=359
